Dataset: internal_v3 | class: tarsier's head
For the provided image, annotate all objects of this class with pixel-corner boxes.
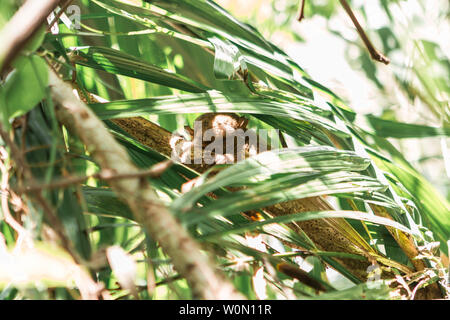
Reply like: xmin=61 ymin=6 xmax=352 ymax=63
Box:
xmin=171 ymin=113 xmax=254 ymax=166
xmin=194 ymin=113 xmax=249 ymax=138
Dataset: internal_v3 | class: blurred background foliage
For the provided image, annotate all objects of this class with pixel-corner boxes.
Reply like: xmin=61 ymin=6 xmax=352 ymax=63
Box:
xmin=218 ymin=0 xmax=450 ymax=198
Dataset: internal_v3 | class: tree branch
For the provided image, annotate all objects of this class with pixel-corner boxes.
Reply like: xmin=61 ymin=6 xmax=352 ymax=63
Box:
xmin=15 ymin=160 xmax=173 ymax=193
xmin=47 ymin=0 xmax=75 ymax=32
xmin=297 ymin=0 xmax=306 ymax=22
xmin=48 ymin=69 xmax=244 ymax=299
xmin=339 ymin=0 xmax=390 ymax=65
xmin=0 ymin=0 xmax=62 ymax=75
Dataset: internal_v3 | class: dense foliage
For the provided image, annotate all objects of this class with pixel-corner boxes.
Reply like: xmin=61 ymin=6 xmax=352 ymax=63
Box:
xmin=0 ymin=0 xmax=448 ymax=300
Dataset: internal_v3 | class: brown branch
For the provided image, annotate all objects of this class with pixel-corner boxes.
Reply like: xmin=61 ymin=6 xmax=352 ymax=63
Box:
xmin=47 ymin=0 xmax=75 ymax=32
xmin=297 ymin=0 xmax=307 ymax=22
xmin=15 ymin=160 xmax=173 ymax=193
xmin=0 ymin=0 xmax=63 ymax=75
xmin=34 ymin=192 xmax=83 ymax=261
xmin=278 ymin=131 xmax=288 ymax=148
xmin=339 ymin=0 xmax=390 ymax=65
xmin=277 ymin=262 xmax=327 ymax=292
xmin=48 ymin=69 xmax=244 ymax=300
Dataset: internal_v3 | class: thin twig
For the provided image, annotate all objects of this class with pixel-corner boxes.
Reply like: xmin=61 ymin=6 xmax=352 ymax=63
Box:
xmin=410 ymin=279 xmax=427 ymax=300
xmin=297 ymin=0 xmax=306 ymax=22
xmin=46 ymin=0 xmax=75 ymax=32
xmin=278 ymin=131 xmax=288 ymax=148
xmin=339 ymin=0 xmax=390 ymax=64
xmin=395 ymin=274 xmax=412 ymax=298
xmin=34 ymin=192 xmax=82 ymax=262
xmin=0 ymin=0 xmax=63 ymax=74
xmin=15 ymin=160 xmax=173 ymax=193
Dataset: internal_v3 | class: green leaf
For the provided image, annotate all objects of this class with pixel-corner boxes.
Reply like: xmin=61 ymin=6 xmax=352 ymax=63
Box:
xmin=91 ymin=0 xmax=313 ymax=97
xmin=56 ymin=188 xmax=92 ymax=259
xmin=334 ymin=107 xmax=450 ymax=138
xmin=24 ymin=25 xmax=46 ymax=53
xmin=89 ymin=91 xmax=350 ymax=137
xmin=362 ymin=132 xmax=450 ymax=252
xmin=366 ymin=116 xmax=450 ymax=138
xmin=378 ymin=158 xmax=450 ymax=252
xmin=313 ymin=282 xmax=392 ymax=300
xmin=179 ymin=171 xmax=388 ymax=224
xmin=207 ymin=35 xmax=247 ymax=79
xmin=172 ymin=146 xmax=372 ymax=211
xmin=70 ymin=46 xmax=209 ymax=93
xmin=198 ymin=210 xmax=416 ymax=241
xmin=82 ymin=186 xmax=134 ymax=220
xmin=0 ymin=55 xmax=48 ymax=122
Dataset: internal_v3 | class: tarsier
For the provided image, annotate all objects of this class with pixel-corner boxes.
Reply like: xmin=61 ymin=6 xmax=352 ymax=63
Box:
xmin=170 ymin=113 xmax=259 ymax=168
